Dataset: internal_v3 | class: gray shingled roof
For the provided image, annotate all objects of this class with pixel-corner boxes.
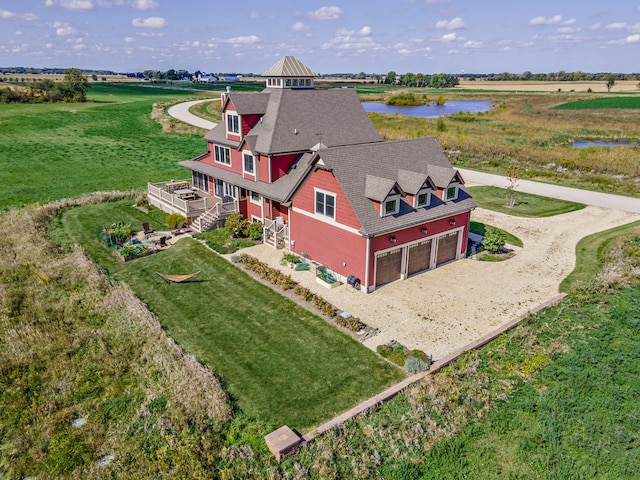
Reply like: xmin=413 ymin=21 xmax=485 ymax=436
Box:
xmin=316 ymin=137 xmax=477 ymax=236
xmin=248 ymin=88 xmax=382 ymax=155
xmin=178 ymin=152 xmax=315 ymax=204
xmin=262 ymin=56 xmax=317 ymax=77
xmin=224 ymin=92 xmax=269 ymax=115
xmin=365 ymin=175 xmax=401 ymax=202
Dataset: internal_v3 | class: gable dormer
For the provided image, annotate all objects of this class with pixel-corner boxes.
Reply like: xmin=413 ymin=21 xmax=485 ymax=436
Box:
xmin=262 ymin=56 xmax=317 ymax=89
xmin=365 ymin=175 xmax=406 ymax=217
xmin=441 ymin=171 xmax=465 ymax=201
xmin=397 ymin=169 xmax=437 ymax=208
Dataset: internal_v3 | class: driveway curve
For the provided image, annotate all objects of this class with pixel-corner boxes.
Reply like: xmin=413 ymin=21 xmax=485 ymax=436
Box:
xmin=167 ymin=98 xmax=217 ymax=130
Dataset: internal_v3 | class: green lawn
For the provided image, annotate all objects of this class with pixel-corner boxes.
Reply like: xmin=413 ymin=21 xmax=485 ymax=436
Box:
xmin=468 ymin=185 xmax=586 ymax=217
xmin=60 ymin=200 xmax=404 ymax=430
xmin=469 ymin=220 xmax=523 ymax=248
xmin=555 ymin=96 xmax=640 ymax=110
xmin=560 ymin=220 xmax=640 ymax=293
xmin=0 ymin=83 xmax=208 ymax=211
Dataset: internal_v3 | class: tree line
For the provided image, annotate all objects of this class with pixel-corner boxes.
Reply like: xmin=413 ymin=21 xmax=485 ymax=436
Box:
xmin=0 ymin=68 xmax=89 ymax=104
xmin=384 ymin=71 xmax=460 ymax=88
xmin=463 ymin=71 xmax=640 ymax=82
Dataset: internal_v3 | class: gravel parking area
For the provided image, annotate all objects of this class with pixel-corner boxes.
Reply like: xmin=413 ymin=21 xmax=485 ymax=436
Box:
xmin=242 ymin=206 xmax=639 ymax=361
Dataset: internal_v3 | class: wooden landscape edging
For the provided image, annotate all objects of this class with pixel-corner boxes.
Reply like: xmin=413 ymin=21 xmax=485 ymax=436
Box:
xmin=265 ymin=293 xmax=567 ymax=461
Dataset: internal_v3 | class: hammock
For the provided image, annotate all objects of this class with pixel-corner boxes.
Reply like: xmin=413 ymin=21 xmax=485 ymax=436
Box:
xmin=155 ymin=271 xmax=201 ymax=283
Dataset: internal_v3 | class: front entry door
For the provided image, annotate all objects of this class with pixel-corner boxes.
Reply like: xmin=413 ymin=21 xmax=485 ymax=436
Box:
xmin=223 ymin=182 xmax=236 ymax=203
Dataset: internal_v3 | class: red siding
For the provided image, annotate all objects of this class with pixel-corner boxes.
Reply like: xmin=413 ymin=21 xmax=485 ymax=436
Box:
xmin=246 ymin=199 xmax=262 ymax=221
xmin=271 ymin=202 xmax=288 ymax=223
xmin=242 ymin=114 xmax=261 ymax=136
xmin=258 ymin=154 xmax=270 ymax=182
xmin=289 ymin=212 xmax=367 ymax=282
xmin=271 ymin=154 xmax=299 ymax=182
xmin=294 ymin=169 xmax=361 ymax=230
xmin=238 ymin=198 xmax=248 ymax=218
xmin=367 ymin=211 xmax=471 ymax=285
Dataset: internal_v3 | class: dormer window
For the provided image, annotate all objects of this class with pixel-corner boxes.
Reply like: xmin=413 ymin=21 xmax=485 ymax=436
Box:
xmin=415 ymin=190 xmax=431 ymax=208
xmin=383 ymin=195 xmax=400 ymax=216
xmin=445 ymin=185 xmax=458 ymax=201
xmin=226 ymin=112 xmax=239 ymax=135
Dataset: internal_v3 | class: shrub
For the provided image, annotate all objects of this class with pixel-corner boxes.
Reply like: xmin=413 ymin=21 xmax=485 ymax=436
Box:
xmin=482 ymin=226 xmax=506 ymax=253
xmin=404 ymin=356 xmax=431 ymax=373
xmin=246 ymin=221 xmax=263 ymax=240
xmin=165 ymin=213 xmax=186 ymax=229
xmin=135 ymin=194 xmax=148 ymax=207
xmin=282 ymin=253 xmax=301 ymax=264
xmin=225 ymin=213 xmax=249 ymax=238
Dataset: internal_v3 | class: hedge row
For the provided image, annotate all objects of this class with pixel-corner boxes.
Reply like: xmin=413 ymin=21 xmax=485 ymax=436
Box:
xmin=237 ymin=254 xmax=366 ymax=332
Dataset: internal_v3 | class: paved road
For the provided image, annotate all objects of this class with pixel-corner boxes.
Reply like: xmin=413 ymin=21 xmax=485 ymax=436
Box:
xmin=166 ymin=99 xmax=640 ymax=214
xmin=167 ymin=98 xmax=217 ymax=130
xmin=459 ymin=168 xmax=640 ymax=214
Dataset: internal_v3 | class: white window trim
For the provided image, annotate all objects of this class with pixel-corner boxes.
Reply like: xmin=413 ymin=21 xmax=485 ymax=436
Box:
xmin=444 ymin=185 xmax=459 ymax=201
xmin=382 ymin=194 xmax=400 ymax=217
xmin=226 ymin=111 xmax=240 ymax=136
xmin=251 ymin=215 xmax=263 ymax=223
xmin=415 ymin=189 xmax=431 ymax=208
xmin=243 ymin=151 xmax=256 ymax=176
xmin=314 ymin=188 xmax=336 ymax=221
xmin=249 ymin=191 xmax=261 ymax=206
xmin=214 ymin=145 xmax=231 ymax=166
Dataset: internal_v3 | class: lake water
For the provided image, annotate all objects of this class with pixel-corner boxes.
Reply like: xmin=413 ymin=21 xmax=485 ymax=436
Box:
xmin=571 ymin=139 xmax=639 ymax=148
xmin=361 ymin=100 xmax=493 ymax=118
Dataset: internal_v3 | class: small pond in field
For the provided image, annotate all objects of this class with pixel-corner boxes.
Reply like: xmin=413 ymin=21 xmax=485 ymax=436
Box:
xmin=571 ymin=139 xmax=640 ymax=148
xmin=361 ymin=99 xmax=493 ymax=118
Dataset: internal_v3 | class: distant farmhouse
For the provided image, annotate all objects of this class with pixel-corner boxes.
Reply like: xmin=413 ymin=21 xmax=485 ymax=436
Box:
xmin=149 ymin=56 xmax=476 ymax=292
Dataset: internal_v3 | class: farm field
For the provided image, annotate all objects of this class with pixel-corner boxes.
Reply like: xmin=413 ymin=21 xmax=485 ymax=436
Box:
xmin=1 ymin=81 xmax=640 ymax=478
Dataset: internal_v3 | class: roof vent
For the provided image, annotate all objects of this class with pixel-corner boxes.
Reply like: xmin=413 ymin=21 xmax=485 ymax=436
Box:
xmin=226 ymin=86 xmax=231 ymax=93
xmin=294 ymin=128 xmax=298 ymax=135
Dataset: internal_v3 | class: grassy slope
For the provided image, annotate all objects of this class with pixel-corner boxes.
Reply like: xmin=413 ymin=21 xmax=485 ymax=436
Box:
xmin=555 ymin=96 xmax=640 ymax=109
xmin=61 ymin=200 xmax=404 ymax=430
xmin=0 ymin=84 xmax=207 ymax=210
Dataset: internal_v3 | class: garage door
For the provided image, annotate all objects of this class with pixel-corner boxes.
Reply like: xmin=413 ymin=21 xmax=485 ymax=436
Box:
xmin=407 ymin=239 xmax=432 ymax=276
xmin=375 ymin=248 xmax=402 ymax=286
xmin=436 ymin=231 xmax=459 ymax=266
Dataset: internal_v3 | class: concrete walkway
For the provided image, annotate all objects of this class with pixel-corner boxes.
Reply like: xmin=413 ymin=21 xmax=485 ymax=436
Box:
xmin=167 ymin=98 xmax=217 ymax=130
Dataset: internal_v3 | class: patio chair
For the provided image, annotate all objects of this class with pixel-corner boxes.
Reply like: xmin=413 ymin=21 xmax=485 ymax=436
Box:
xmin=142 ymin=222 xmax=155 ymax=237
xmin=171 ymin=223 xmax=184 ymax=235
xmin=157 ymin=236 xmax=168 ymax=247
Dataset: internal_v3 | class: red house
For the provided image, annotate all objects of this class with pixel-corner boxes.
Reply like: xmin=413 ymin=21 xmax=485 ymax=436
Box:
xmin=148 ymin=56 xmax=476 ymax=292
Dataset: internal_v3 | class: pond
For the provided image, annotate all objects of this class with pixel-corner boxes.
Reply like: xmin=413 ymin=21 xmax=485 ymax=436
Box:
xmin=571 ymin=139 xmax=640 ymax=148
xmin=361 ymin=99 xmax=493 ymax=118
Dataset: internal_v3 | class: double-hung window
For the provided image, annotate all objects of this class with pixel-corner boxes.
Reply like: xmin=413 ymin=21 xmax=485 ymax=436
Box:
xmin=214 ymin=145 xmax=231 ymax=165
xmin=315 ymin=190 xmax=335 ymax=219
xmin=445 ymin=185 xmax=458 ymax=201
xmin=416 ymin=190 xmax=430 ymax=208
xmin=243 ymin=152 xmax=255 ymax=175
xmin=226 ymin=113 xmax=239 ymax=135
xmin=382 ymin=195 xmax=400 ymax=216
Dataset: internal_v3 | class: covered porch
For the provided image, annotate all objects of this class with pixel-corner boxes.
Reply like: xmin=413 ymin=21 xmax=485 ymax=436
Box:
xmin=147 ymin=179 xmax=238 ymax=232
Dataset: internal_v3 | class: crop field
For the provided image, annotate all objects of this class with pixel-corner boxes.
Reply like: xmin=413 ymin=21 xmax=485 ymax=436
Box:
xmin=1 ymin=81 xmax=639 ymax=478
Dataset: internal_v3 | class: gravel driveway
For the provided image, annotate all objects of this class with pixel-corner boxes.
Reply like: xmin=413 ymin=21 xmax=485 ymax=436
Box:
xmin=243 ymin=206 xmax=639 ymax=361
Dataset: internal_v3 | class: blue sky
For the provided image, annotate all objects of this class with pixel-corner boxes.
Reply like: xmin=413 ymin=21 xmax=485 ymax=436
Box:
xmin=1 ymin=0 xmax=639 ymax=74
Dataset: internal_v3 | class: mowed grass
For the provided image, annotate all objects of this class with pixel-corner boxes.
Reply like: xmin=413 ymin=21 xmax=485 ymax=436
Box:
xmin=61 ymin=200 xmax=404 ymax=430
xmin=0 ymin=83 xmax=208 ymax=210
xmin=469 ymin=220 xmax=522 ymax=248
xmin=560 ymin=220 xmax=640 ymax=293
xmin=468 ymin=185 xmax=586 ymax=217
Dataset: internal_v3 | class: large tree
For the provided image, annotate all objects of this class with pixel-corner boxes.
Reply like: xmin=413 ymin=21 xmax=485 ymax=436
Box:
xmin=63 ymin=68 xmax=89 ymax=102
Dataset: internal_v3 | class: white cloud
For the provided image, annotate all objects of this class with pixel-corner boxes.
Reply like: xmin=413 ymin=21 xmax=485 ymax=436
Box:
xmin=132 ymin=0 xmax=158 ymax=9
xmin=529 ymin=15 xmax=562 ymax=26
xmin=56 ymin=26 xmax=78 ymax=35
xmin=15 ymin=31 xmax=22 ymax=35
xmin=0 ymin=9 xmax=38 ymax=20
xmin=124 ymin=36 xmax=136 ymax=43
xmin=440 ymin=32 xmax=463 ymax=42
xmin=47 ymin=0 xmax=95 ymax=10
xmin=359 ymin=26 xmax=371 ymax=36
xmin=291 ymin=21 xmax=308 ymax=32
xmin=321 ymin=28 xmax=381 ymax=53
xmin=307 ymin=6 xmax=343 ymax=21
xmin=591 ymin=23 xmax=602 ymax=30
xmin=225 ymin=35 xmax=260 ymax=46
xmin=561 ymin=18 xmax=576 ymax=26
xmin=609 ymin=34 xmax=640 ymax=45
xmin=557 ymin=26 xmax=579 ymax=34
xmin=132 ymin=16 xmax=168 ymax=28
xmin=463 ymin=40 xmax=483 ymax=48
xmin=606 ymin=22 xmax=628 ymax=31
xmin=435 ymin=17 xmax=465 ymax=30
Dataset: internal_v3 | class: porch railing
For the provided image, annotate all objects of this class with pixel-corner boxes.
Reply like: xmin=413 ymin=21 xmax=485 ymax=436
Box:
xmin=147 ymin=180 xmax=216 ymax=217
xmin=264 ymin=218 xmax=288 ymax=249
